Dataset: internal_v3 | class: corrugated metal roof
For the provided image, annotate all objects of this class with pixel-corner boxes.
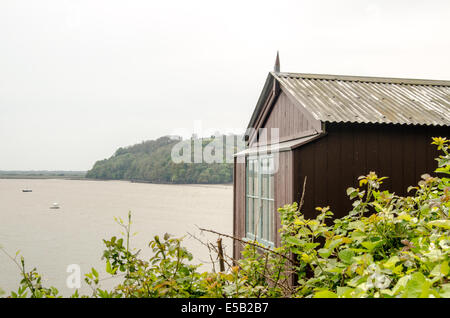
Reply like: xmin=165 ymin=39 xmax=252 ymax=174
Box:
xmin=273 ymin=72 xmax=450 ymax=126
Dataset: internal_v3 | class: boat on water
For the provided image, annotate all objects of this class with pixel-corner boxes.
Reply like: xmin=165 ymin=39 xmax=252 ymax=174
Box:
xmin=50 ymin=203 xmax=60 ymax=209
xmin=22 ymin=189 xmax=32 ymax=192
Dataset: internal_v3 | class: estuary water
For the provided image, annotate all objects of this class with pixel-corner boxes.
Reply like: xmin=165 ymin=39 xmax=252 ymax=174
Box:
xmin=0 ymin=179 xmax=232 ymax=296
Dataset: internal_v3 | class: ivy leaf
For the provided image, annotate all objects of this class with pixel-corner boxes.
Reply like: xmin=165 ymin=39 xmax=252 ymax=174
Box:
xmin=106 ymin=260 xmax=118 ymax=275
xmin=327 ymin=238 xmax=343 ymax=250
xmin=427 ymin=220 xmax=450 ymax=230
xmin=430 ymin=261 xmax=449 ymax=277
xmin=441 ymin=262 xmax=450 ymax=276
xmin=303 ymin=243 xmax=320 ymax=250
xmin=383 ymin=256 xmax=400 ymax=270
xmin=285 ymin=236 xmax=305 ymax=246
xmin=402 ymin=272 xmax=428 ymax=298
xmin=318 ymin=248 xmax=332 ymax=259
xmin=435 ymin=166 xmax=450 ymax=175
xmin=336 ymin=286 xmax=353 ymax=297
xmin=348 ymin=221 xmax=365 ymax=230
xmin=314 ymin=290 xmax=338 ymax=298
xmin=361 ymin=240 xmax=383 ymax=252
xmin=338 ymin=249 xmax=355 ymax=265
xmin=346 ymin=187 xmax=359 ymax=199
xmin=392 ymin=275 xmax=410 ymax=295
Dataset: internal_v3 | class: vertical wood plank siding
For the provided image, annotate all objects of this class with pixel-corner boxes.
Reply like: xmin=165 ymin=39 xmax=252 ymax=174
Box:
xmin=273 ymin=151 xmax=294 ymax=247
xmin=293 ymin=123 xmax=449 ymax=220
xmin=256 ymin=92 xmax=316 ymax=145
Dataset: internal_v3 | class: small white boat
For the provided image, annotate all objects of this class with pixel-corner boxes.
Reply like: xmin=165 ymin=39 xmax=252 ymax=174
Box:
xmin=50 ymin=203 xmax=60 ymax=209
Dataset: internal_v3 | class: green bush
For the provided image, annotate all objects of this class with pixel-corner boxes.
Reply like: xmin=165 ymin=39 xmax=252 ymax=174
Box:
xmin=278 ymin=136 xmax=450 ymax=298
xmin=2 ymin=137 xmax=449 ymax=298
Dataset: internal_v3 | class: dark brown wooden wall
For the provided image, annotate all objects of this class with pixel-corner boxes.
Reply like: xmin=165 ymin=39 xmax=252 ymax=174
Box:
xmin=253 ymin=91 xmax=320 ymax=145
xmin=273 ymin=151 xmax=294 ymax=247
xmin=292 ymin=123 xmax=449 ymax=220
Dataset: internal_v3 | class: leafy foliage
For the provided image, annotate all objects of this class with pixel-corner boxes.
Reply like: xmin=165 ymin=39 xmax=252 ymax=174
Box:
xmin=0 ymin=250 xmax=62 ymax=298
xmin=85 ymin=135 xmax=237 ymax=184
xmin=3 ymin=137 xmax=449 ymax=298
xmin=277 ymin=136 xmax=450 ymax=298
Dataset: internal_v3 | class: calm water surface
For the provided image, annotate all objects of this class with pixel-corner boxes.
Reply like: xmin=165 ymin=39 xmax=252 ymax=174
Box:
xmin=0 ymin=179 xmax=232 ymax=296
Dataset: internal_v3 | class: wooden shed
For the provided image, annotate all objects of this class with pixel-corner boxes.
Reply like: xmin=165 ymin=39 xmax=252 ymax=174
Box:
xmin=233 ymin=59 xmax=450 ymax=259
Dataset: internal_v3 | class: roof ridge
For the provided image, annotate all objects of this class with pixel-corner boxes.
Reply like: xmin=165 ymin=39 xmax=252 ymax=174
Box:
xmin=273 ymin=72 xmax=450 ymax=87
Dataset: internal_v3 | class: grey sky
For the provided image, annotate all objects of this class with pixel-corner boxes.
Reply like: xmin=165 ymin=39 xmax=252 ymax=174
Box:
xmin=1 ymin=0 xmax=449 ymax=170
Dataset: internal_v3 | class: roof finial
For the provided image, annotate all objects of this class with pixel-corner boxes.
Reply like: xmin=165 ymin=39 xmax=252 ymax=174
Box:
xmin=274 ymin=51 xmax=280 ymax=73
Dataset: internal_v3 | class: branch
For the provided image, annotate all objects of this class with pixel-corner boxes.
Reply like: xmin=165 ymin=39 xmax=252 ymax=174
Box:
xmin=196 ymin=226 xmax=295 ymax=265
xmin=299 ymin=176 xmax=307 ymax=211
xmin=217 ymin=238 xmax=226 ymax=272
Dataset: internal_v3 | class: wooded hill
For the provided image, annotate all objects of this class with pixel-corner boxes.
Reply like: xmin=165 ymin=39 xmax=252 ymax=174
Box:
xmin=86 ymin=135 xmax=240 ymax=184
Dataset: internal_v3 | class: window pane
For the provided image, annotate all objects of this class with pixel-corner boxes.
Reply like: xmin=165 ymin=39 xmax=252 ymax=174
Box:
xmin=261 ymin=158 xmax=267 ymax=198
xmin=262 ymin=200 xmax=268 ymax=240
xmin=262 ymin=174 xmax=267 ymax=198
xmin=253 ymin=199 xmax=260 ymax=237
xmin=269 ymin=201 xmax=275 ymax=242
xmin=247 ymin=160 xmax=253 ymax=195
xmin=268 ymin=156 xmax=274 ymax=174
xmin=247 ymin=197 xmax=253 ymax=235
xmin=246 ymin=160 xmax=249 ymax=195
xmin=269 ymin=175 xmax=274 ymax=199
xmin=253 ymin=160 xmax=259 ymax=196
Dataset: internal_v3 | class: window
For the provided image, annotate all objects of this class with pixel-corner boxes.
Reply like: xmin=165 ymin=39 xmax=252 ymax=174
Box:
xmin=246 ymin=154 xmax=275 ymax=246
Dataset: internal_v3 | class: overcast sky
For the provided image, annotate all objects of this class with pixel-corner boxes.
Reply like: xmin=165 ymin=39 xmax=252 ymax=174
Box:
xmin=1 ymin=0 xmax=449 ymax=170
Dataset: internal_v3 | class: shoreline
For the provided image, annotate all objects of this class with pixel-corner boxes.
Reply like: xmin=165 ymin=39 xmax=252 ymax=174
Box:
xmin=0 ymin=177 xmax=232 ymax=187
xmin=0 ymin=176 xmax=86 ymax=180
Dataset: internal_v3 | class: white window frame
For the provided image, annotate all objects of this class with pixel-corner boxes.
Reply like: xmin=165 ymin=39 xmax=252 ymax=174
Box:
xmin=245 ymin=154 xmax=275 ymax=247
